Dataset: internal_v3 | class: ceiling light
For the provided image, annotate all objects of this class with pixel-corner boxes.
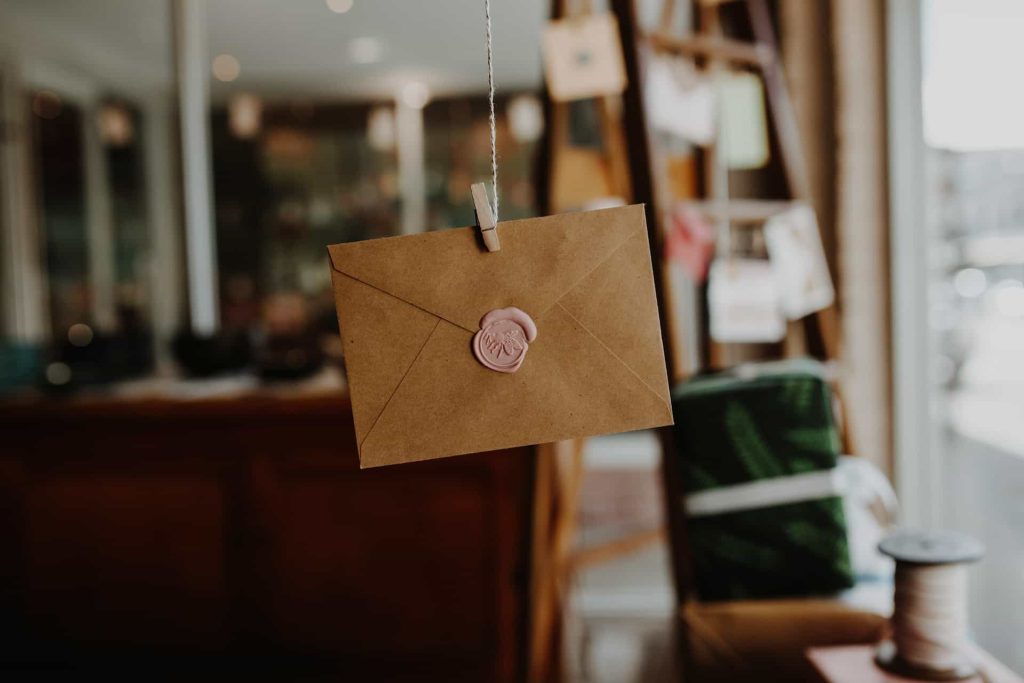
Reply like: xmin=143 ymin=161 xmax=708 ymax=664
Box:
xmin=399 ymin=82 xmax=430 ymax=110
xmin=953 ymin=268 xmax=987 ymax=299
xmin=326 ymin=0 xmax=354 ymax=13
xmin=67 ymin=323 xmax=94 ymax=347
xmin=32 ymin=91 xmax=62 ymax=119
xmin=349 ymin=37 xmax=383 ymax=64
xmin=508 ymin=94 xmax=544 ymax=143
xmin=367 ymin=106 xmax=396 ymax=151
xmin=97 ymin=103 xmax=134 ymax=147
xmin=212 ymin=54 xmax=241 ymax=82
xmin=45 ymin=362 xmax=71 ymax=386
xmin=229 ymin=93 xmax=262 ymax=139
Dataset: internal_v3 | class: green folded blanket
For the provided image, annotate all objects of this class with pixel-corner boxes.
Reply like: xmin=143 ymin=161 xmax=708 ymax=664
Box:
xmin=671 ymin=359 xmax=854 ymax=601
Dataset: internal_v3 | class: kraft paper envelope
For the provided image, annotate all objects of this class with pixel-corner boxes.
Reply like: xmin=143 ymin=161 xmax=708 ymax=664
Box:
xmin=327 ymin=204 xmax=673 ymax=468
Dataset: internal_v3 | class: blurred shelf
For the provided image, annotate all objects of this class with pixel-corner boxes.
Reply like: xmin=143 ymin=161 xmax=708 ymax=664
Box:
xmin=0 ymin=368 xmax=350 ymax=419
xmin=953 ymin=234 xmax=1024 ymax=268
xmin=0 ymin=382 xmax=350 ymax=421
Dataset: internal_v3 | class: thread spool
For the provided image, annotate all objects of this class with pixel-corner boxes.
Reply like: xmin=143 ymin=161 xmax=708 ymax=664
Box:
xmin=876 ymin=529 xmax=985 ymax=681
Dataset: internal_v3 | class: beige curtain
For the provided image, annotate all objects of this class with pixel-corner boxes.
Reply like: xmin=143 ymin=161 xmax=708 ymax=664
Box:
xmin=782 ymin=0 xmax=893 ymax=475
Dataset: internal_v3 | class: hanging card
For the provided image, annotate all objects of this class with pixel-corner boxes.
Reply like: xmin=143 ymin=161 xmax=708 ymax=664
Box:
xmin=542 ymin=13 xmax=628 ymax=102
xmin=646 ymin=56 xmax=716 ymax=146
xmin=327 ymin=205 xmax=673 ymax=468
xmin=720 ymin=71 xmax=769 ymax=170
xmin=708 ymin=258 xmax=785 ymax=343
xmin=764 ymin=204 xmax=835 ymax=320
xmin=664 ymin=203 xmax=716 ymax=282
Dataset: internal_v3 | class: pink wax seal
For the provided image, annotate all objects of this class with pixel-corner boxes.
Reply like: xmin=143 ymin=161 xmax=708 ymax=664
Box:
xmin=472 ymin=307 xmax=538 ymax=374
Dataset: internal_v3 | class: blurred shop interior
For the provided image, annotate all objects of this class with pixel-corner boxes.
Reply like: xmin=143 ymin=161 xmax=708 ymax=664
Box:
xmin=1 ymin=0 xmax=1023 ymax=681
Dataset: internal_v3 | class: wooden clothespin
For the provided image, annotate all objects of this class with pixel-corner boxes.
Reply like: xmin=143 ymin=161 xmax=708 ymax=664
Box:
xmin=471 ymin=182 xmax=500 ymax=252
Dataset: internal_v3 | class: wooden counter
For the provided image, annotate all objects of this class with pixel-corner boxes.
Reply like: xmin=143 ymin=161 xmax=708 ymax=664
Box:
xmin=0 ymin=392 xmax=536 ymax=681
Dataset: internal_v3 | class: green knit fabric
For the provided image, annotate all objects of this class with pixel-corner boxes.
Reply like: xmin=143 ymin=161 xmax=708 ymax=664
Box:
xmin=671 ymin=359 xmax=854 ymax=601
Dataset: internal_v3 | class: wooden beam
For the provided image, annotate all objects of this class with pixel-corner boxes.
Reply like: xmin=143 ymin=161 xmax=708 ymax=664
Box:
xmin=610 ymin=0 xmax=672 ymax=379
xmin=82 ymin=102 xmax=117 ymax=334
xmin=172 ymin=0 xmax=220 ymax=335
xmin=0 ymin=60 xmax=50 ymax=343
xmin=569 ymin=528 xmax=666 ymax=573
xmin=610 ymin=0 xmax=695 ymax=609
xmin=143 ymin=95 xmax=184 ymax=372
xmin=645 ymin=31 xmax=770 ymax=67
xmin=746 ymin=0 xmax=811 ymax=201
xmin=679 ymin=198 xmax=797 ymax=223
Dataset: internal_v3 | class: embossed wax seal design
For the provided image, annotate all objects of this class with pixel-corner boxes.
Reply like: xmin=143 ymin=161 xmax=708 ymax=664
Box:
xmin=472 ymin=307 xmax=538 ymax=373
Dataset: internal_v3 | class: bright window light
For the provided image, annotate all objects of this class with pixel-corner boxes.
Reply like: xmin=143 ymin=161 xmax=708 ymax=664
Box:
xmin=924 ymin=0 xmax=1024 ymax=150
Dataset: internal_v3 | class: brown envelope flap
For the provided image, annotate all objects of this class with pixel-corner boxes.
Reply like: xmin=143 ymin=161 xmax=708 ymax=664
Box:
xmin=327 ymin=204 xmax=646 ymax=332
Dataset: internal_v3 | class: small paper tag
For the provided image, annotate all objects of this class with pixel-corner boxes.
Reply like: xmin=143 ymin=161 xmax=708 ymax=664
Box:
xmin=542 ymin=13 xmax=627 ymax=102
xmin=720 ymin=72 xmax=769 ymax=170
xmin=646 ymin=56 xmax=716 ymax=145
xmin=665 ymin=204 xmax=716 ymax=282
xmin=764 ymin=205 xmax=835 ymax=319
xmin=708 ymin=258 xmax=786 ymax=343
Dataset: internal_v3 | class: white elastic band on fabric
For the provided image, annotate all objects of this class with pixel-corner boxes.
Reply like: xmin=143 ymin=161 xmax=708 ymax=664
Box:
xmin=684 ymin=467 xmax=844 ymax=518
xmin=837 ymin=454 xmax=899 ymax=519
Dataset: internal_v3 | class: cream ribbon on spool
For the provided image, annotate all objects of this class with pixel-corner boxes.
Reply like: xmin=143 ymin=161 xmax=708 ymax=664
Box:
xmin=877 ymin=529 xmax=985 ymax=681
xmin=893 ymin=562 xmax=970 ymax=672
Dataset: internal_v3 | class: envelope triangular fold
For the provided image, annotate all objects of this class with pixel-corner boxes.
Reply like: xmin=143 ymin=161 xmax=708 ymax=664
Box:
xmin=327 ymin=205 xmax=645 ymax=332
xmin=558 ymin=229 xmax=669 ymax=400
xmin=331 ymin=269 xmax=441 ymax=442
xmin=359 ymin=306 xmax=672 ymax=467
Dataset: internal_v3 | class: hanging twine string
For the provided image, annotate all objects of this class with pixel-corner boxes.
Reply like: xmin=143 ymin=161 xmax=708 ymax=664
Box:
xmin=484 ymin=0 xmax=499 ymax=221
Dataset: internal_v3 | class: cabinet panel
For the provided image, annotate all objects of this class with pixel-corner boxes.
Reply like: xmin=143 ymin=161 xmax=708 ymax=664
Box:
xmin=0 ymin=398 xmax=534 ymax=682
xmin=23 ymin=475 xmax=228 ymax=649
xmin=270 ymin=471 xmax=490 ymax=655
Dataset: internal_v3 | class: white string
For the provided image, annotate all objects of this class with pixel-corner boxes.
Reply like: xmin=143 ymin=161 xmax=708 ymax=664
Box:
xmin=892 ymin=563 xmax=972 ymax=672
xmin=484 ymin=0 xmax=499 ymax=221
